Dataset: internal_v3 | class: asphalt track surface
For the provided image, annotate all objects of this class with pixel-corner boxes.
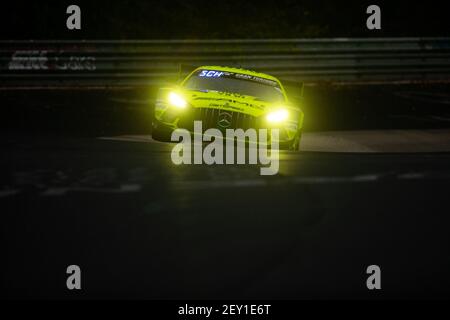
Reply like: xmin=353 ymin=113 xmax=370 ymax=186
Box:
xmin=104 ymin=129 xmax=450 ymax=153
xmin=2 ymin=85 xmax=450 ymax=299
xmin=2 ymin=134 xmax=450 ymax=299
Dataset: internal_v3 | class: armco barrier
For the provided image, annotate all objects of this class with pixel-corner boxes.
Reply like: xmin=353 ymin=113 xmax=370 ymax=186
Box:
xmin=1 ymin=38 xmax=450 ymax=87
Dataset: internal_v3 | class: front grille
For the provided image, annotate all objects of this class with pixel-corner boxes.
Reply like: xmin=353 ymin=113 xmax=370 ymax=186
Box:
xmin=179 ymin=108 xmax=259 ymax=132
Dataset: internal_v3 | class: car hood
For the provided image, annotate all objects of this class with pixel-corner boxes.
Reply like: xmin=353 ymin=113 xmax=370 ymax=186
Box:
xmin=183 ymin=89 xmax=276 ymax=117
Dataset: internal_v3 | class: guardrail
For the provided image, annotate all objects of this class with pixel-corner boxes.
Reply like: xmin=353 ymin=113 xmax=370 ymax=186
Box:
xmin=1 ymin=38 xmax=450 ymax=87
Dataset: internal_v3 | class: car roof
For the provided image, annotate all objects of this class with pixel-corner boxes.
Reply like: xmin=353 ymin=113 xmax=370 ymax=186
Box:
xmin=194 ymin=66 xmax=280 ymax=83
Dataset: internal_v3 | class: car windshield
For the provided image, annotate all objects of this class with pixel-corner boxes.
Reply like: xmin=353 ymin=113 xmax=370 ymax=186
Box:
xmin=183 ymin=69 xmax=285 ymax=103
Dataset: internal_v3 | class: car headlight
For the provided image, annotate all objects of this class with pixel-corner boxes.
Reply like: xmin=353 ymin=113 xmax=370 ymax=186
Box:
xmin=168 ymin=92 xmax=187 ymax=109
xmin=266 ymin=108 xmax=289 ymax=123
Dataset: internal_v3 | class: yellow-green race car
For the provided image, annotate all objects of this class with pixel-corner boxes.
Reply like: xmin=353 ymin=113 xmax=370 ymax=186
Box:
xmin=152 ymin=66 xmax=304 ymax=150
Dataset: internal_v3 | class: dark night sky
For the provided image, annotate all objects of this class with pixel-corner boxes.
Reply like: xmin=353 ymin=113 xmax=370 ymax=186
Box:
xmin=1 ymin=0 xmax=449 ymax=39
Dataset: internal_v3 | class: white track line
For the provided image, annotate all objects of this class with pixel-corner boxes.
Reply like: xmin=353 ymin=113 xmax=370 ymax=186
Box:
xmin=99 ymin=129 xmax=450 ymax=153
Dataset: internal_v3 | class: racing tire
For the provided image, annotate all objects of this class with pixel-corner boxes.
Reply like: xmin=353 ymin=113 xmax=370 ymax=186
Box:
xmin=287 ymin=131 xmax=302 ymax=151
xmin=151 ymin=122 xmax=173 ymax=142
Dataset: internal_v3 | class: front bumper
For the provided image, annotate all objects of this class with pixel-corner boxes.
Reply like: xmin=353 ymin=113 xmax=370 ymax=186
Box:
xmin=155 ymin=107 xmax=299 ymax=144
